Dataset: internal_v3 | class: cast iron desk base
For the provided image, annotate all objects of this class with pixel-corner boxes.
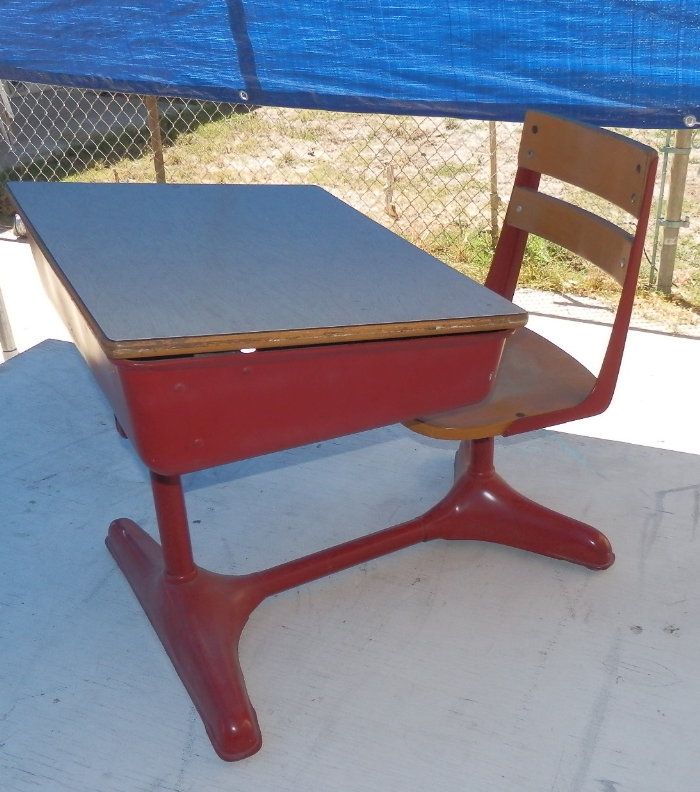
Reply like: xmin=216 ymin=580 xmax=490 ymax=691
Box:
xmin=106 ymin=436 xmax=611 ymax=760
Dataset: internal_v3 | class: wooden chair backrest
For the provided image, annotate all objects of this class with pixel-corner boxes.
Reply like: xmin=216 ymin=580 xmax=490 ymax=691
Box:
xmin=504 ymin=112 xmax=657 ymax=287
xmin=485 ymin=110 xmax=658 ymax=433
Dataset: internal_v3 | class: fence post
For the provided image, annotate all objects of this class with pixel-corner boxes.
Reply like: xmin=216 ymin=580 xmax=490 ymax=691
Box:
xmin=0 ymin=285 xmax=17 ymax=361
xmin=488 ymin=121 xmax=499 ymax=248
xmin=143 ymin=95 xmax=166 ymax=183
xmin=656 ymin=128 xmax=693 ymax=294
xmin=383 ymin=164 xmax=399 ymax=220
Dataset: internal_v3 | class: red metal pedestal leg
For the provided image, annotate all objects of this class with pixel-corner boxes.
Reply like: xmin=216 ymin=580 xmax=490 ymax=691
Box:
xmin=434 ymin=438 xmax=614 ymax=569
xmin=106 ymin=474 xmax=264 ymax=761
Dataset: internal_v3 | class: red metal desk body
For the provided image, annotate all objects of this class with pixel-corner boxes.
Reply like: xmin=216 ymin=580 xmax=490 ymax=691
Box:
xmin=107 ymin=329 xmax=510 ymax=761
xmin=11 ymin=182 xmax=526 ymax=760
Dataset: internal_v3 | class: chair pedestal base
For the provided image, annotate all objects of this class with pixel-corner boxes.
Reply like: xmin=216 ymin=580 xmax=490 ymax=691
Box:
xmin=106 ymin=437 xmax=613 ymax=760
xmin=433 ymin=438 xmax=614 ymax=570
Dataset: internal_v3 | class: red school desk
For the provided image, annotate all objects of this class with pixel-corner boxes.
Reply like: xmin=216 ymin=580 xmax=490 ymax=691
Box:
xmin=9 ymin=181 xmax=527 ymax=760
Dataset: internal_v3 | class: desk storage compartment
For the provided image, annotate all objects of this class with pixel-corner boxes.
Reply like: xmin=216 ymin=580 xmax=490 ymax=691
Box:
xmin=114 ymin=331 xmax=508 ymax=474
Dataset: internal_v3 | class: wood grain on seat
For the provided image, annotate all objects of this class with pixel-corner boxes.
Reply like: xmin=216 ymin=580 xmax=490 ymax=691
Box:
xmin=404 ymin=328 xmax=596 ymax=440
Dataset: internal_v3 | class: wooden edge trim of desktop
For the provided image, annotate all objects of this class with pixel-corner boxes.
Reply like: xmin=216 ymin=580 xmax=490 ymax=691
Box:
xmin=99 ymin=314 xmax=527 ymax=359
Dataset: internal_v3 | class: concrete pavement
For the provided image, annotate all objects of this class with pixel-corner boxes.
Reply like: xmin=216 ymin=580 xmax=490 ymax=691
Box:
xmin=1 ymin=229 xmax=699 ymax=791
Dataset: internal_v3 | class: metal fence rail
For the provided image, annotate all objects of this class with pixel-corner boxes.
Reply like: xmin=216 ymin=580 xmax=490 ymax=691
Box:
xmin=1 ymin=81 xmax=697 ymax=295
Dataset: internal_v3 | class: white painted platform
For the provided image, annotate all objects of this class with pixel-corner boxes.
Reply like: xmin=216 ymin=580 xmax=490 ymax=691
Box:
xmin=0 ymin=235 xmax=71 ymax=357
xmin=1 ymin=237 xmax=699 ymax=791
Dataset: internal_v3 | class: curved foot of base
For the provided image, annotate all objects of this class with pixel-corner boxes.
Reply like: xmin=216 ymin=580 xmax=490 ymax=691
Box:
xmin=431 ymin=441 xmax=614 ymax=570
xmin=106 ymin=519 xmax=263 ymax=761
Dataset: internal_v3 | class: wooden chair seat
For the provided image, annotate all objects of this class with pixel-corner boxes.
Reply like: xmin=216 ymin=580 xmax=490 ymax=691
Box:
xmin=405 ymin=327 xmax=596 ymax=440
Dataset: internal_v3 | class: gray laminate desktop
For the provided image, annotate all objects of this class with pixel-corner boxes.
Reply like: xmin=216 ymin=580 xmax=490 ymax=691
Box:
xmin=8 ymin=182 xmax=526 ymax=357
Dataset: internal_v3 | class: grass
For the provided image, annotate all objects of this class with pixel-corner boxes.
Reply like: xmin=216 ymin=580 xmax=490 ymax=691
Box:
xmin=427 ymin=226 xmax=608 ymax=290
xmin=434 ymin=162 xmax=479 ymax=181
xmin=1 ymin=105 xmax=697 ymax=331
xmin=427 ymin=225 xmax=700 ymax=331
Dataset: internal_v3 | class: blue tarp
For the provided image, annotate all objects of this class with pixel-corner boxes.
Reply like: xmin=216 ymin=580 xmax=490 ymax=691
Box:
xmin=2 ymin=1 xmax=699 ymax=128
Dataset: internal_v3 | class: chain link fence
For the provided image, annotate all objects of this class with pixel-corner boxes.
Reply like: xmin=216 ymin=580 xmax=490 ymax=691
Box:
xmin=0 ymin=82 xmax=511 ymax=239
xmin=1 ymin=81 xmax=697 ymax=305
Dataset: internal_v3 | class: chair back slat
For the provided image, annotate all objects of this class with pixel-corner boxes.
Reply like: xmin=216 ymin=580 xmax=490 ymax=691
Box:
xmin=506 ymin=187 xmax=633 ymax=285
xmin=519 ymin=111 xmax=656 ymax=217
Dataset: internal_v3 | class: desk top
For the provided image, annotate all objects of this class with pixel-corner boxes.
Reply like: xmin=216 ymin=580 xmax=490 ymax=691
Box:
xmin=9 ymin=182 xmax=526 ymax=358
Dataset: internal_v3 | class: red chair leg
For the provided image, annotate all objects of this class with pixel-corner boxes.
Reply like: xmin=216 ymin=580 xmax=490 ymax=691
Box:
xmin=435 ymin=438 xmax=614 ymax=570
